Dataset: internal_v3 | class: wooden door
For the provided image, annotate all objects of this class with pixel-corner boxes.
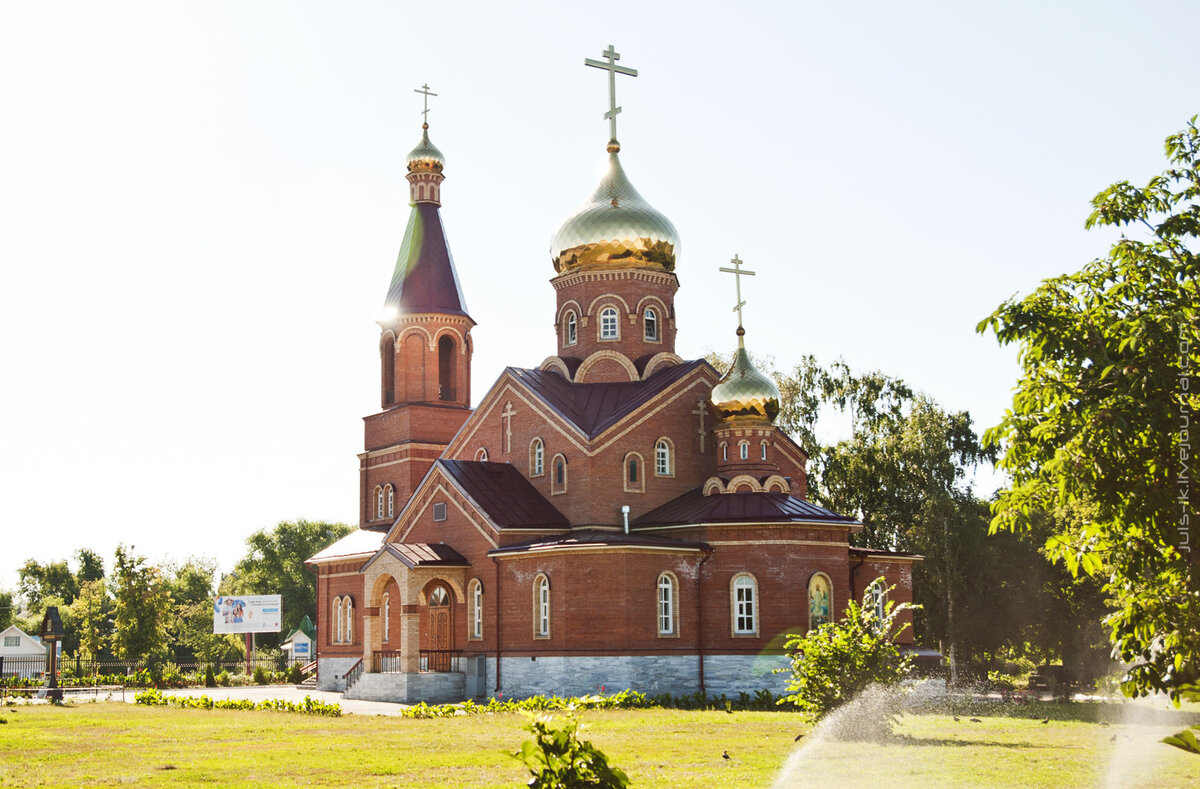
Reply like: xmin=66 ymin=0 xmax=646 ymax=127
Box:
xmin=428 ymin=586 xmax=452 ymax=671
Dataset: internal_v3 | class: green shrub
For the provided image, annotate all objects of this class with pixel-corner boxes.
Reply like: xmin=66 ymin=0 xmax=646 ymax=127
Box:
xmin=134 ymin=689 xmax=341 ymax=717
xmin=778 ymin=579 xmax=918 ymax=738
xmin=513 ymin=713 xmax=629 ymax=788
xmin=287 ymin=663 xmax=303 ymax=684
xmin=217 ymin=670 xmax=231 ymax=687
xmin=252 ymin=666 xmax=268 ymax=685
xmin=204 ymin=665 xmax=217 ymax=688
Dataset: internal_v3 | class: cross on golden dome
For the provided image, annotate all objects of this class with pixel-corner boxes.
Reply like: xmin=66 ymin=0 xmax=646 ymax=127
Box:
xmin=719 ymin=254 xmax=757 ymax=331
xmin=414 ymin=83 xmax=438 ymax=125
xmin=585 ymin=45 xmax=637 ymax=151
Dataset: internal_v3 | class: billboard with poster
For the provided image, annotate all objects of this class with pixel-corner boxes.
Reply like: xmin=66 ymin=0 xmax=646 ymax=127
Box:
xmin=212 ymin=595 xmax=282 ymax=634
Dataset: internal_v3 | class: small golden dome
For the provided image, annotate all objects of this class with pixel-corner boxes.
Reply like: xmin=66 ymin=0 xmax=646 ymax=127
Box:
xmin=406 ymin=124 xmax=444 ymax=173
xmin=550 ymin=151 xmax=679 ymax=274
xmin=710 ymin=335 xmax=780 ymax=423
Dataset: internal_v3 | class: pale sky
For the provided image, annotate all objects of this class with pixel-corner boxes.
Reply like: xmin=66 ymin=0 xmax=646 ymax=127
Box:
xmin=2 ymin=1 xmax=1196 ymax=592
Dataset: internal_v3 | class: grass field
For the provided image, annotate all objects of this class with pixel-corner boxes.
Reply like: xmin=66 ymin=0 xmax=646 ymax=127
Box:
xmin=0 ymin=700 xmax=1196 ymax=787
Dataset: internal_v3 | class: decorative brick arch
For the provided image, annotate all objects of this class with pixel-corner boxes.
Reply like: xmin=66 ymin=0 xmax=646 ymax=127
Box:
xmin=703 ymin=476 xmax=726 ymax=496
xmin=585 ymin=292 xmax=631 ymax=317
xmin=726 ymin=474 xmax=762 ymax=493
xmin=432 ymin=325 xmax=467 ymax=352
xmin=634 ymin=294 xmax=670 ymax=316
xmin=556 ymin=299 xmax=584 ymax=324
xmin=642 ymin=352 xmax=684 ymax=378
xmin=538 ymin=356 xmax=574 ymax=379
xmin=396 ymin=325 xmax=435 ymax=350
xmin=763 ymin=474 xmax=789 ymax=493
xmin=576 ymin=350 xmax=639 ymax=383
xmin=417 ymin=576 xmax=466 ymax=606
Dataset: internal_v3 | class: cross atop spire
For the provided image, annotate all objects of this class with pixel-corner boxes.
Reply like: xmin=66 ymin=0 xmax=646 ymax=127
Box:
xmin=414 ymin=83 xmax=438 ymax=126
xmin=719 ymin=254 xmax=757 ymax=333
xmin=585 ymin=45 xmax=637 ymax=151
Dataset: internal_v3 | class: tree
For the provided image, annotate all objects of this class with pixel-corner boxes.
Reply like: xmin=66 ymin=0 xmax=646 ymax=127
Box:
xmin=222 ymin=520 xmax=354 ymax=641
xmin=779 ymin=581 xmax=917 ymax=739
xmin=0 ymin=589 xmax=13 ymax=630
xmin=17 ymin=558 xmax=78 ymax=610
xmin=167 ymin=557 xmax=239 ymax=664
xmin=75 ymin=548 xmax=105 ymax=584
xmin=110 ymin=545 xmax=172 ymax=660
xmin=68 ymin=578 xmax=113 ymax=659
xmin=979 ymin=117 xmax=1200 ymax=703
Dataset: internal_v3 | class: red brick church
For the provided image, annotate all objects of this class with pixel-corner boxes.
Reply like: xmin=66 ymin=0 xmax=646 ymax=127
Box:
xmin=307 ymin=51 xmax=919 ymax=702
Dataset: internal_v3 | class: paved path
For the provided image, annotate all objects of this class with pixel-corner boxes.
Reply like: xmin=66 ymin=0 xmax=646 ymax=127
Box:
xmin=106 ymin=684 xmax=411 ymax=716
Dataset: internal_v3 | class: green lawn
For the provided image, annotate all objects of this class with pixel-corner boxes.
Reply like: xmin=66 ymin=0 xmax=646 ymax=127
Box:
xmin=0 ymin=701 xmax=1196 ymax=787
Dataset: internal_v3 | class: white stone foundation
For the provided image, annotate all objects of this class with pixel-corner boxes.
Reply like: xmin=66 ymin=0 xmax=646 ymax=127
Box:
xmin=316 ymin=657 xmax=361 ymax=692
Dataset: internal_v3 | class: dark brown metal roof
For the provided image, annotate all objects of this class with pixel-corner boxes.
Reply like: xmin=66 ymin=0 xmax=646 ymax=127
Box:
xmin=488 ymin=528 xmax=707 ymax=556
xmin=632 ymin=488 xmax=861 ymax=528
xmin=384 ymin=202 xmax=470 ymax=318
xmin=437 ymin=459 xmax=569 ymax=529
xmin=507 ymin=359 xmax=714 ymax=439
xmin=383 ymin=542 xmax=470 ymax=568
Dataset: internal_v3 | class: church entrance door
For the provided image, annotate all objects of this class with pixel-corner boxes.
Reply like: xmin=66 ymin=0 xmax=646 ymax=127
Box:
xmin=426 ymin=585 xmax=453 ymax=671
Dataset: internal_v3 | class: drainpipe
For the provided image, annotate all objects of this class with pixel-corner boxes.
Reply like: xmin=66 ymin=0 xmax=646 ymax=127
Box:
xmin=850 ymin=552 xmax=866 ymax=604
xmin=697 ymin=546 xmax=712 ymax=695
xmin=621 ymin=505 xmax=630 ymax=534
xmin=492 ymin=555 xmax=502 ymax=694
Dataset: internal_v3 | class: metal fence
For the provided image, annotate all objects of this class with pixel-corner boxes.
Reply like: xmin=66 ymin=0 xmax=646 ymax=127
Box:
xmin=1 ymin=654 xmax=287 ymax=685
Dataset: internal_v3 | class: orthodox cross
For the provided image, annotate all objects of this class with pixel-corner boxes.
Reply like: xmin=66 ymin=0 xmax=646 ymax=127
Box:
xmin=585 ymin=45 xmax=637 ymax=145
xmin=501 ymin=401 xmax=516 ymax=453
xmin=719 ymin=254 xmax=756 ymax=328
xmin=692 ymin=400 xmax=708 ymax=452
xmin=414 ymin=83 xmax=438 ymax=123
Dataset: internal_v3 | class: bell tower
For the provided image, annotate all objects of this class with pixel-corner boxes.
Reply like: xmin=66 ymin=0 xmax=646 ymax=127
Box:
xmin=361 ymin=86 xmax=475 ymax=528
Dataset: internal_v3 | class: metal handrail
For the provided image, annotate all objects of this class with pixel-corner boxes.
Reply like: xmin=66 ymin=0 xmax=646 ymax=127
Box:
xmin=342 ymin=658 xmax=364 ymax=690
xmin=418 ymin=649 xmax=463 ymax=673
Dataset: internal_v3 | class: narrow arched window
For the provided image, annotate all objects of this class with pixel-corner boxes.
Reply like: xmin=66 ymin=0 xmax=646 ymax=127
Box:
xmin=600 ymin=307 xmax=619 ymax=340
xmin=869 ymin=580 xmax=888 ymax=623
xmin=761 ymin=440 xmax=768 ymax=461
xmin=333 ymin=596 xmax=343 ymax=644
xmin=657 ymin=573 xmax=676 ymax=635
xmin=552 ymin=454 xmax=567 ymax=495
xmin=644 ymin=308 xmax=658 ymax=341
xmin=808 ymin=574 xmax=831 ymax=630
xmin=476 ymin=447 xmax=489 ymax=461
xmin=530 ymin=438 xmax=544 ymax=476
xmin=534 ymin=574 xmax=550 ymax=638
xmin=386 ymin=485 xmax=395 ymax=518
xmin=732 ymin=574 xmax=757 ymax=635
xmin=382 ymin=592 xmax=391 ymax=643
xmin=721 ymin=442 xmax=728 ymax=462
xmin=471 ymin=580 xmax=483 ymax=639
xmin=344 ymin=597 xmax=354 ymax=643
xmin=655 ymin=439 xmax=671 ymax=476
xmin=566 ymin=312 xmax=577 ymax=346
xmin=375 ymin=487 xmax=385 ymax=520
xmin=739 ymin=441 xmax=749 ymax=460
xmin=438 ymin=335 xmax=456 ymax=401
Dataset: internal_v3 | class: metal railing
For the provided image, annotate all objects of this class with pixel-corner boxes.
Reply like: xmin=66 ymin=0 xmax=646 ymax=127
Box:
xmin=418 ymin=649 xmax=463 ymax=673
xmin=343 ymin=658 xmax=364 ymax=691
xmin=371 ymin=650 xmax=403 ymax=674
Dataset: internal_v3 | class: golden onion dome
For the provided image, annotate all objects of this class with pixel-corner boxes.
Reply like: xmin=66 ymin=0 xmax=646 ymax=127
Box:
xmin=550 ymin=151 xmax=679 ymax=274
xmin=406 ymin=124 xmax=444 ymax=173
xmin=710 ymin=332 xmax=781 ymax=423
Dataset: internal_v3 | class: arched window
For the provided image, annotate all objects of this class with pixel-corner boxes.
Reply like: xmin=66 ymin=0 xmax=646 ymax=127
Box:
xmin=624 ymin=452 xmax=644 ymax=493
xmin=869 ymin=579 xmax=888 ymax=623
xmin=551 ymin=454 xmax=567 ymax=495
xmin=644 ymin=308 xmax=658 ymax=341
xmin=375 ymin=487 xmax=385 ymax=520
xmin=470 ymin=580 xmax=483 ymax=640
xmin=438 ymin=335 xmax=456 ymax=401
xmin=761 ymin=440 xmax=768 ymax=461
xmin=534 ymin=574 xmax=550 ymax=638
xmin=386 ymin=485 xmax=395 ymax=518
xmin=566 ymin=312 xmax=577 ymax=346
xmin=720 ymin=442 xmax=728 ymax=462
xmin=739 ymin=441 xmax=750 ymax=460
xmin=530 ymin=438 xmax=545 ymax=477
xmin=344 ymin=597 xmax=354 ymax=643
xmin=654 ymin=438 xmax=672 ymax=477
xmin=657 ymin=572 xmax=677 ymax=636
xmin=808 ymin=574 xmax=831 ymax=630
xmin=381 ymin=336 xmax=395 ymax=405
xmin=382 ymin=592 xmax=391 ymax=643
xmin=333 ymin=596 xmax=343 ymax=644
xmin=599 ymin=307 xmax=619 ymax=340
xmin=731 ymin=574 xmax=757 ymax=635
xmin=476 ymin=447 xmax=489 ymax=461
